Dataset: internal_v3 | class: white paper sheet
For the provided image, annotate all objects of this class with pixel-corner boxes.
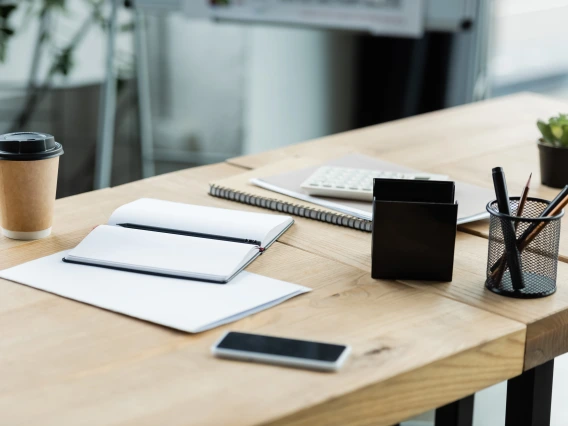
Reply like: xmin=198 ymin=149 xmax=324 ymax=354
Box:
xmin=0 ymin=251 xmax=310 ymax=333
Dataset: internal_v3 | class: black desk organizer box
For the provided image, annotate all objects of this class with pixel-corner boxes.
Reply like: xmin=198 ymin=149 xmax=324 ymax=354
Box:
xmin=485 ymin=197 xmax=563 ymax=299
xmin=371 ymin=180 xmax=458 ymax=282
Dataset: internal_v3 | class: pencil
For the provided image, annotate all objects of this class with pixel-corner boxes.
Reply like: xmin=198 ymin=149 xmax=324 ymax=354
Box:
xmin=515 ymin=173 xmax=532 ymax=228
xmin=517 ymin=184 xmax=568 ymax=247
xmin=519 ymin=193 xmax=568 ymax=250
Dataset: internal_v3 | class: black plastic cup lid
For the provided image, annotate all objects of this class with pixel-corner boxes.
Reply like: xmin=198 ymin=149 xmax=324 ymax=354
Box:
xmin=0 ymin=132 xmax=64 ymax=161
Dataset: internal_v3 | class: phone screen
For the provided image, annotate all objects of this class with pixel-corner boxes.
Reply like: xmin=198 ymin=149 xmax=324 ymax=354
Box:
xmin=216 ymin=332 xmax=347 ymax=362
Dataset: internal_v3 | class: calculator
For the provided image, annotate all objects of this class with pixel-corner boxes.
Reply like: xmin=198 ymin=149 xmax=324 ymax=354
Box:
xmin=300 ymin=166 xmax=449 ymax=201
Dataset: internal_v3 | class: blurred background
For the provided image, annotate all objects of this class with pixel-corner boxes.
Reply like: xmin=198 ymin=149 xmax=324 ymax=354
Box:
xmin=1 ymin=0 xmax=567 ymax=197
xmin=1 ymin=1 xmax=568 ymax=425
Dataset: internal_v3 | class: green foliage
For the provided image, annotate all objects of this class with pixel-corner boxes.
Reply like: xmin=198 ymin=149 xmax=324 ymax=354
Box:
xmin=44 ymin=0 xmax=66 ymax=8
xmin=0 ymin=4 xmax=17 ymax=62
xmin=0 ymin=0 xmax=131 ymax=80
xmin=50 ymin=47 xmax=73 ymax=76
xmin=538 ymin=114 xmax=568 ymax=148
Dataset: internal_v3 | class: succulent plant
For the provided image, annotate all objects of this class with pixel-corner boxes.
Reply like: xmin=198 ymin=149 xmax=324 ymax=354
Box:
xmin=538 ymin=114 xmax=568 ymax=147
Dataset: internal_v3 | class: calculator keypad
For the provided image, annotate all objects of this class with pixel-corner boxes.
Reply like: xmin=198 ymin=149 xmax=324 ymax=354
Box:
xmin=300 ymin=166 xmax=448 ymax=201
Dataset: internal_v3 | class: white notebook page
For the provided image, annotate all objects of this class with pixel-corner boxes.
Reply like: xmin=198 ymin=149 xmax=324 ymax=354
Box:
xmin=0 ymin=251 xmax=310 ymax=333
xmin=108 ymin=198 xmax=293 ymax=247
xmin=66 ymin=225 xmax=258 ymax=282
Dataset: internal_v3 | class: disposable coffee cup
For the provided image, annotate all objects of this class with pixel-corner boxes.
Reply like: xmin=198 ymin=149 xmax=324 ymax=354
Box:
xmin=0 ymin=132 xmax=64 ymax=240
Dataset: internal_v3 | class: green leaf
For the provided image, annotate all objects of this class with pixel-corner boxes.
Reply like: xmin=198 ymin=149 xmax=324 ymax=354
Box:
xmin=0 ymin=5 xmax=17 ymax=20
xmin=120 ymin=22 xmax=134 ymax=32
xmin=561 ymin=125 xmax=568 ymax=147
xmin=558 ymin=113 xmax=568 ymax=126
xmin=551 ymin=124 xmax=563 ymax=140
xmin=51 ymin=48 xmax=74 ymax=76
xmin=538 ymin=120 xmax=555 ymax=144
xmin=43 ymin=0 xmax=66 ymax=10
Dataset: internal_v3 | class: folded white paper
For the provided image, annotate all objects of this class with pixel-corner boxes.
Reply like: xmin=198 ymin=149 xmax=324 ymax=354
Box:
xmin=0 ymin=251 xmax=310 ymax=333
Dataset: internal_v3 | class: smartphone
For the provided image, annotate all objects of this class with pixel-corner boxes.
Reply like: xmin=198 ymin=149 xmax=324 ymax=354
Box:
xmin=211 ymin=331 xmax=351 ymax=372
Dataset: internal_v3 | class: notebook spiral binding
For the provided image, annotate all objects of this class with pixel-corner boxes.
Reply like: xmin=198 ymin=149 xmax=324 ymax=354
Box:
xmin=209 ymin=184 xmax=372 ymax=232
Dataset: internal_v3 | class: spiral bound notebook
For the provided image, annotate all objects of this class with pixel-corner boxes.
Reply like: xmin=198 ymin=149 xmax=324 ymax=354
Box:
xmin=211 ymin=157 xmax=373 ymax=231
xmin=209 ymin=154 xmax=494 ymax=232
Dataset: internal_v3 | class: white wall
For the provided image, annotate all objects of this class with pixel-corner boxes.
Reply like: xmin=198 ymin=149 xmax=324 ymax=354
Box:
xmin=148 ymin=16 xmax=247 ymax=161
xmin=243 ymin=26 xmax=356 ymax=154
xmin=492 ymin=0 xmax=568 ymax=85
xmin=151 ymin=19 xmax=357 ymax=159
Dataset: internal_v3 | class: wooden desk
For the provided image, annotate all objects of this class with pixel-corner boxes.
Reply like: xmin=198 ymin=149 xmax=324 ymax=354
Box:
xmin=0 ymin=180 xmax=524 ymax=426
xmin=0 ymin=163 xmax=526 ymax=426
xmin=0 ymin=93 xmax=564 ymax=426
xmin=223 ymin=92 xmax=568 ymax=367
xmin=207 ymin=160 xmax=568 ymax=372
xmin=222 ymin=92 xmax=568 ymax=425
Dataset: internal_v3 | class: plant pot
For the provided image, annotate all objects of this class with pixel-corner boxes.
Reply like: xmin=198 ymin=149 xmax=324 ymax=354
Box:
xmin=538 ymin=140 xmax=568 ymax=188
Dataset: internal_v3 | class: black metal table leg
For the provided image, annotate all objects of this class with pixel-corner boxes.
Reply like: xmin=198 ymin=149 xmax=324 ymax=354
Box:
xmin=506 ymin=359 xmax=554 ymax=426
xmin=435 ymin=394 xmax=474 ymax=426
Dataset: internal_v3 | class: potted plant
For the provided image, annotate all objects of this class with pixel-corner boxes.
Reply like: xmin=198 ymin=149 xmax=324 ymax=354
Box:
xmin=537 ymin=114 xmax=568 ymax=188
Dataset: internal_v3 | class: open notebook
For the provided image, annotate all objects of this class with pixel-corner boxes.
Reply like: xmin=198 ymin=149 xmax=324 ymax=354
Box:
xmin=63 ymin=198 xmax=294 ymax=283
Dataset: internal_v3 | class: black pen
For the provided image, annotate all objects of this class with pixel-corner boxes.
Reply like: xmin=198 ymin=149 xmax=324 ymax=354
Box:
xmin=492 ymin=167 xmax=525 ymax=290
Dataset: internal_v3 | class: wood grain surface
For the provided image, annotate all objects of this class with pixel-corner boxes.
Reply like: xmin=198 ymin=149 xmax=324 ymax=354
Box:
xmin=400 ymin=232 xmax=568 ymax=371
xmin=208 ymin=162 xmax=568 ymax=369
xmin=4 ymin=92 xmax=567 ymax=425
xmin=19 ymin=156 xmax=560 ymax=372
xmin=0 ymin=227 xmax=524 ymax=426
xmin=221 ymin=92 xmax=568 ymax=370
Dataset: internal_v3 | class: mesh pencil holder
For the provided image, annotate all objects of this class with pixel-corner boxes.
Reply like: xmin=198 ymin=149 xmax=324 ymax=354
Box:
xmin=485 ymin=197 xmax=563 ymax=299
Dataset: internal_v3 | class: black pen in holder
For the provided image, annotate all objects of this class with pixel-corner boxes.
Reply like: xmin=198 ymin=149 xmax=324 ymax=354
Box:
xmin=486 ymin=197 xmax=563 ymax=298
